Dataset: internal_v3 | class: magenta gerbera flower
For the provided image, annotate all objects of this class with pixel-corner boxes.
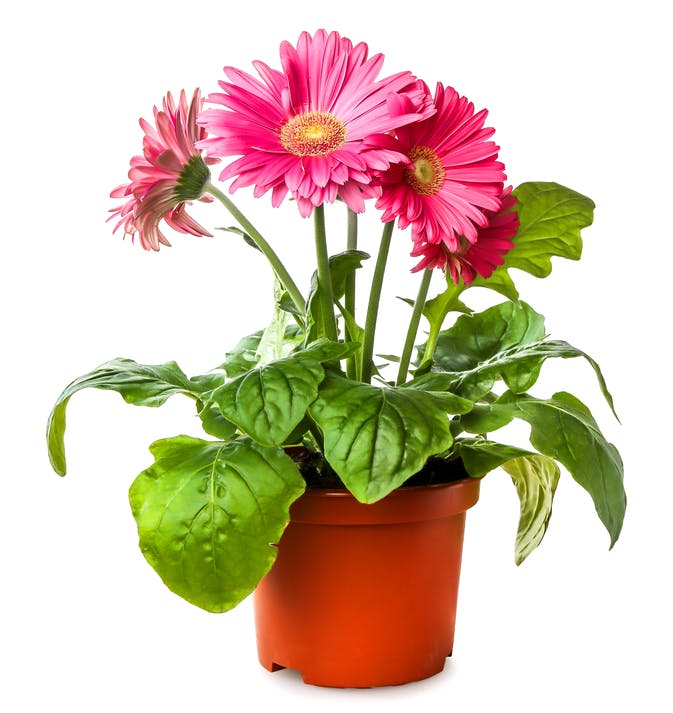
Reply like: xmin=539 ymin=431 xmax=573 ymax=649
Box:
xmin=410 ymin=187 xmax=519 ymax=285
xmin=375 ymin=82 xmax=506 ymax=249
xmin=197 ymin=29 xmax=434 ymax=217
xmin=109 ymin=89 xmax=218 ymax=251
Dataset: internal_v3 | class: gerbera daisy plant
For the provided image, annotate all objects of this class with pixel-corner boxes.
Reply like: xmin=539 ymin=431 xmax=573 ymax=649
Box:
xmin=48 ymin=30 xmax=625 ymax=614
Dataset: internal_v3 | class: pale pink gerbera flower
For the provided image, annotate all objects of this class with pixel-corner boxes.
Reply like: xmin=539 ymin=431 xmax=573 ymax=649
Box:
xmin=109 ymin=89 xmax=218 ymax=251
xmin=375 ymin=82 xmax=506 ymax=250
xmin=198 ymin=29 xmax=434 ymax=217
xmin=410 ymin=187 xmax=519 ymax=285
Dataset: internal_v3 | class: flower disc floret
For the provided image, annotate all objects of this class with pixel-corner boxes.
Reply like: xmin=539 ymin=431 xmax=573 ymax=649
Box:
xmin=405 ymin=146 xmax=445 ymax=196
xmin=280 ymin=112 xmax=347 ymax=157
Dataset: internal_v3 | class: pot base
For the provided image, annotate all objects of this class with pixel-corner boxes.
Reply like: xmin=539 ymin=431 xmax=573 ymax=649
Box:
xmin=257 ymin=655 xmax=449 ymax=689
xmin=254 ymin=479 xmax=480 ymax=688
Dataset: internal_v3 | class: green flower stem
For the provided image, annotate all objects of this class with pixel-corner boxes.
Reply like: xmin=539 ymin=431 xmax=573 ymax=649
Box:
xmin=396 ymin=269 xmax=432 ymax=386
xmin=345 ymin=209 xmax=358 ymax=380
xmin=313 ymin=205 xmax=339 ymax=342
xmin=206 ymin=183 xmax=305 ymax=315
xmin=360 ymin=221 xmax=395 ymax=384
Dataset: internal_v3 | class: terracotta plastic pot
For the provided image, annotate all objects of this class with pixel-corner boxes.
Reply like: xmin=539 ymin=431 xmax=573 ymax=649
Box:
xmin=253 ymin=478 xmax=480 ymax=688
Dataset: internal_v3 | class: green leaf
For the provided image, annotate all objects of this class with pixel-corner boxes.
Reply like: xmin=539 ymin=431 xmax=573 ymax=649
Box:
xmin=220 ymin=324 xmax=303 ymax=378
xmin=459 ymin=400 xmax=515 ymax=434
xmin=453 ymin=438 xmax=536 ymax=478
xmin=403 ymin=380 xmax=474 ymax=415
xmin=466 ymin=183 xmax=594 ymax=301
xmin=256 ymin=279 xmax=305 ymax=364
xmin=309 ymin=373 xmax=454 ymax=502
xmin=306 ymin=251 xmax=369 ymax=342
xmin=417 ymin=279 xmax=469 ymax=368
xmin=196 ymin=399 xmax=238 ymax=440
xmin=504 ymin=391 xmax=626 ymax=547
xmin=501 ymin=455 xmax=560 ymax=565
xmin=423 ymin=282 xmax=472 ymax=328
xmin=452 ymin=339 xmax=618 ymax=418
xmin=506 ymin=182 xmax=594 ymax=278
xmin=470 ymin=267 xmax=520 ymax=301
xmin=47 ymin=359 xmax=196 ymax=476
xmin=219 ymin=330 xmax=264 ymax=378
xmin=205 ymin=340 xmax=353 ymax=446
xmin=335 ymin=302 xmax=366 ymax=381
xmin=428 ymin=301 xmax=546 ymax=373
xmin=452 ymin=440 xmax=560 ymax=562
xmin=329 ymin=250 xmax=370 ymax=301
xmin=129 ymin=435 xmax=305 ymax=612
xmin=216 ymin=225 xmax=261 ymax=252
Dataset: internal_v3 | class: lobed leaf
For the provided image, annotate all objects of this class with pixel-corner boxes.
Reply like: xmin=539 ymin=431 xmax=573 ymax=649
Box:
xmin=507 ymin=182 xmax=594 ymax=278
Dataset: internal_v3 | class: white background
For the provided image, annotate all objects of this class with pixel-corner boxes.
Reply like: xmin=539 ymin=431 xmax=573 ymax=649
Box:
xmin=1 ymin=0 xmax=671 ymax=710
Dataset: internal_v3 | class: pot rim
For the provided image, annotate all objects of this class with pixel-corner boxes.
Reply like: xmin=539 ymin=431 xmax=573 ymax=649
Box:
xmin=290 ymin=477 xmax=481 ymax=526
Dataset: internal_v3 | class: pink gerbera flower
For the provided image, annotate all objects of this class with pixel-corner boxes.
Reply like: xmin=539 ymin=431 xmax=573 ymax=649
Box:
xmin=109 ymin=89 xmax=218 ymax=251
xmin=375 ymin=82 xmax=506 ymax=249
xmin=197 ymin=29 xmax=434 ymax=217
xmin=410 ymin=187 xmax=519 ymax=284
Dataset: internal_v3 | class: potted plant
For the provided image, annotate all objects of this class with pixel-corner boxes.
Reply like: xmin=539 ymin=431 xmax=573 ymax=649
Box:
xmin=46 ymin=29 xmax=625 ymax=688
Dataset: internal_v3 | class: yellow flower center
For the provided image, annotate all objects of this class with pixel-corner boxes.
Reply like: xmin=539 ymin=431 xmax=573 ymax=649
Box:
xmin=280 ymin=111 xmax=347 ymax=157
xmin=405 ymin=146 xmax=445 ymax=196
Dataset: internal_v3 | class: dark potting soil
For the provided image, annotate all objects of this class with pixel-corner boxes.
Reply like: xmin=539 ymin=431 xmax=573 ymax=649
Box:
xmin=285 ymin=446 xmax=469 ymax=489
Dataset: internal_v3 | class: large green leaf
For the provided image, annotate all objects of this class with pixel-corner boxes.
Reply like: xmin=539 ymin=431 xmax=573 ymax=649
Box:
xmin=417 ymin=301 xmax=545 ymax=400
xmin=503 ymin=391 xmax=625 ymax=547
xmin=451 ymin=339 xmax=618 ymax=417
xmin=205 ymin=340 xmax=355 ymax=446
xmin=129 ymin=435 xmax=305 ymax=612
xmin=422 ymin=301 xmax=546 ymax=373
xmin=501 ymin=455 xmax=560 ymax=565
xmin=309 ymin=373 xmax=454 ymax=502
xmin=469 ymin=182 xmax=594 ymax=300
xmin=505 ymin=182 xmax=594 ymax=278
xmin=47 ymin=359 xmax=197 ymax=476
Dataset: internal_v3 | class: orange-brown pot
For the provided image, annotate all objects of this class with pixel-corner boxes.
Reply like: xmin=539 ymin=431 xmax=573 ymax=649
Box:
xmin=253 ymin=478 xmax=480 ymax=688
